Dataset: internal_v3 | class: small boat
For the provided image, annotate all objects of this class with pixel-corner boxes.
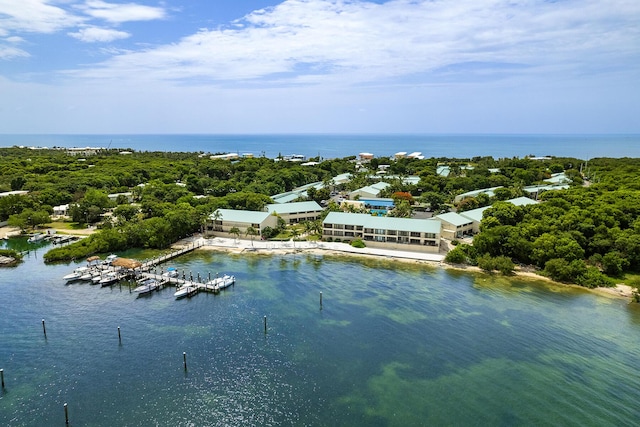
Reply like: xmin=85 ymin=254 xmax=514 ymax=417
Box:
xmin=174 ymin=285 xmax=197 ymax=299
xmin=63 ymin=271 xmax=83 ymax=282
xmin=63 ymin=266 xmax=91 ymax=282
xmin=207 ymin=274 xmax=235 ymax=292
xmin=28 ymin=233 xmax=46 ymax=243
xmin=104 ymin=254 xmax=118 ymax=265
xmin=162 ymin=267 xmax=179 ymax=278
xmin=134 ymin=278 xmax=159 ymax=295
xmin=99 ymin=272 xmax=119 ymax=287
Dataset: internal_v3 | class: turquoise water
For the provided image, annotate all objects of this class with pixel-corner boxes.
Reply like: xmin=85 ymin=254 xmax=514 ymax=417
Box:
xmin=1 ymin=133 xmax=639 ymax=159
xmin=2 ymin=240 xmax=640 ymax=426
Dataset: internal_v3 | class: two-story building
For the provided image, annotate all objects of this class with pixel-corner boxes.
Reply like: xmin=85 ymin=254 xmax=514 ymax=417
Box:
xmin=265 ymin=201 xmax=323 ymax=224
xmin=323 ymin=212 xmax=441 ymax=253
xmin=205 ymin=209 xmax=278 ymax=238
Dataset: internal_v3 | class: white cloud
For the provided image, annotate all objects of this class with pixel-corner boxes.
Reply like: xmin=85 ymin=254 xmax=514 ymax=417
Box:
xmin=65 ymin=0 xmax=640 ymax=87
xmin=0 ymin=0 xmax=84 ymax=34
xmin=0 ymin=45 xmax=29 ymax=60
xmin=79 ymin=0 xmax=167 ymax=23
xmin=68 ymin=26 xmax=130 ymax=43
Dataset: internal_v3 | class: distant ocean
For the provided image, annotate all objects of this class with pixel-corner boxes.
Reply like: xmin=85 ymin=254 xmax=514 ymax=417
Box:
xmin=1 ymin=134 xmax=639 ymax=160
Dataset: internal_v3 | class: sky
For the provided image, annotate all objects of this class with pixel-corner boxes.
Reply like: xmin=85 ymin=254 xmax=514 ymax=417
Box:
xmin=0 ymin=0 xmax=639 ymax=134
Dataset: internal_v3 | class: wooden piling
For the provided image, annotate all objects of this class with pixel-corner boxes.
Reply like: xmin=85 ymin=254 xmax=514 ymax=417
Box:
xmin=183 ymin=352 xmax=187 ymax=370
xmin=64 ymin=403 xmax=69 ymax=425
xmin=1 ymin=368 xmax=4 ymax=388
xmin=42 ymin=319 xmax=47 ymax=338
xmin=264 ymin=316 xmax=267 ymax=334
xmin=118 ymin=326 xmax=121 ymax=343
xmin=320 ymin=291 xmax=323 ymax=309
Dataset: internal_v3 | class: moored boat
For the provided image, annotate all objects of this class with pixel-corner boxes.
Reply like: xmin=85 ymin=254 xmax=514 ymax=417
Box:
xmin=134 ymin=278 xmax=159 ymax=295
xmin=162 ymin=267 xmax=179 ymax=278
xmin=99 ymin=271 xmax=119 ymax=287
xmin=207 ymin=274 xmax=235 ymax=292
xmin=28 ymin=233 xmax=46 ymax=243
xmin=174 ymin=285 xmax=197 ymax=299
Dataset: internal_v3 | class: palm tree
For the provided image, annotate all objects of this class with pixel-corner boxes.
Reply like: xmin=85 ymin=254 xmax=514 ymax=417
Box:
xmin=229 ymin=226 xmax=240 ymax=243
xmin=212 ymin=209 xmax=223 ymax=232
xmin=290 ymin=226 xmax=301 ymax=249
xmin=245 ymin=226 xmax=258 ymax=247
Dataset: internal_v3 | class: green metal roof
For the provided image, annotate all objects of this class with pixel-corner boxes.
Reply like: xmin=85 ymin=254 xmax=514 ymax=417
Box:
xmin=266 ymin=201 xmax=322 ymax=215
xmin=436 ymin=212 xmax=473 ymax=227
xmin=211 ymin=209 xmax=271 ymax=224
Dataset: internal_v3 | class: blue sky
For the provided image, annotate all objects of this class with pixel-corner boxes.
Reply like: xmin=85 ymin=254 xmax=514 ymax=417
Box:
xmin=1 ymin=0 xmax=638 ymax=134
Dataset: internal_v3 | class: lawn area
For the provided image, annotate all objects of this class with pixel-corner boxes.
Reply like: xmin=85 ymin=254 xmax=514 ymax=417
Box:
xmin=45 ymin=221 xmax=90 ymax=232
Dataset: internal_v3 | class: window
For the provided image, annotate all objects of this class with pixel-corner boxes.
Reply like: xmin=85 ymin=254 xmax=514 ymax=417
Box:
xmin=410 ymin=231 xmax=421 ymax=237
xmin=387 ymin=230 xmax=397 ymax=235
xmin=399 ymin=231 xmax=408 ymax=237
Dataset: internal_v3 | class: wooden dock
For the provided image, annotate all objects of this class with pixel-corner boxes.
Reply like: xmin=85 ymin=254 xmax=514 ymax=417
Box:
xmin=141 ymin=240 xmax=204 ymax=270
xmin=138 ymin=272 xmax=233 ymax=296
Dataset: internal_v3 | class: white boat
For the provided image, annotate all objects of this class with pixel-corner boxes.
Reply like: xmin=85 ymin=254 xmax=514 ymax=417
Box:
xmin=162 ymin=267 xmax=179 ymax=278
xmin=63 ymin=266 xmax=91 ymax=282
xmin=99 ymin=272 xmax=119 ymax=287
xmin=28 ymin=233 xmax=46 ymax=243
xmin=63 ymin=271 xmax=83 ymax=282
xmin=91 ymin=272 xmax=104 ymax=284
xmin=174 ymin=285 xmax=197 ymax=299
xmin=207 ymin=274 xmax=235 ymax=292
xmin=134 ymin=278 xmax=159 ymax=295
xmin=104 ymin=254 xmax=118 ymax=265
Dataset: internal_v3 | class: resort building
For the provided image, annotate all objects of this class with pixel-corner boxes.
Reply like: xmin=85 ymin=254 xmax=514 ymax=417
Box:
xmin=349 ymin=181 xmax=390 ymax=199
xmin=454 ymin=186 xmax=503 ymax=203
xmin=435 ymin=212 xmax=475 ymax=240
xmin=205 ymin=209 xmax=277 ymax=238
xmin=270 ymin=181 xmax=324 ymax=204
xmin=323 ymin=212 xmax=441 ymax=253
xmin=108 ymin=192 xmax=134 ymax=203
xmin=53 ymin=204 xmax=70 ymax=218
xmin=0 ymin=190 xmax=29 ymax=197
xmin=265 ymin=201 xmax=323 ymax=224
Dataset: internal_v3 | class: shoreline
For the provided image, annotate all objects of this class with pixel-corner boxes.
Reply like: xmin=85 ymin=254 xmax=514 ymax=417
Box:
xmin=179 ymin=236 xmax=636 ymax=301
xmin=3 ymin=225 xmax=633 ymax=300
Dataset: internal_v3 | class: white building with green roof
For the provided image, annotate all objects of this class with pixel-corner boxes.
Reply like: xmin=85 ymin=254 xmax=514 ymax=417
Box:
xmin=206 ymin=208 xmax=277 ymax=238
xmin=435 ymin=212 xmax=475 ymax=239
xmin=266 ymin=201 xmax=323 ymax=224
xmin=323 ymin=212 xmax=441 ymax=253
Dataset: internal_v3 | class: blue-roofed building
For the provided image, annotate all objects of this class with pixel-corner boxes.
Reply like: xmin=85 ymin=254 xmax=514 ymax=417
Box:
xmin=323 ymin=212 xmax=441 ymax=253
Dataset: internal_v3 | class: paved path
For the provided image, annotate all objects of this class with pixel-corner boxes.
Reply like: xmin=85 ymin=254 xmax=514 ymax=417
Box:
xmin=194 ymin=236 xmax=445 ymax=263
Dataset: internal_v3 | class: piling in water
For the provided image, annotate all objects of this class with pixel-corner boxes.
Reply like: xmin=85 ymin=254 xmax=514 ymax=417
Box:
xmin=264 ymin=316 xmax=267 ymax=334
xmin=118 ymin=326 xmax=121 ymax=343
xmin=42 ymin=319 xmax=47 ymax=338
xmin=64 ymin=403 xmax=69 ymax=425
xmin=1 ymin=368 xmax=4 ymax=388
xmin=320 ymin=291 xmax=323 ymax=309
xmin=183 ymin=352 xmax=187 ymax=370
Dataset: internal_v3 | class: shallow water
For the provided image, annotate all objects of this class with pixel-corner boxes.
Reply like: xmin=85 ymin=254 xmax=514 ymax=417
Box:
xmin=1 ymin=241 xmax=640 ymax=426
